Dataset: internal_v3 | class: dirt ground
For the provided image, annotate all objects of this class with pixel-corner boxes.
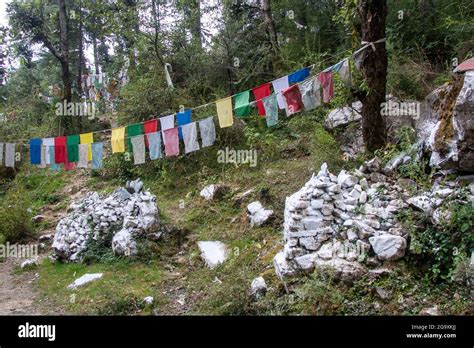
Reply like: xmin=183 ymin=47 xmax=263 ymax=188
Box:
xmin=0 ymin=256 xmax=43 ymax=315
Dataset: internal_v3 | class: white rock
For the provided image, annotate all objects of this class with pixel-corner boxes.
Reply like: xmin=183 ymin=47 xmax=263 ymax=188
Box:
xmin=197 ymin=241 xmax=228 ymax=269
xmin=20 ymin=259 xmax=38 ymax=269
xmin=247 ymin=201 xmax=273 ymax=227
xmin=249 ymin=277 xmax=267 ymax=299
xmin=112 ymin=229 xmax=138 ymax=256
xmin=359 ymin=191 xmax=368 ymax=204
xmin=273 ymin=251 xmax=298 ymax=278
xmin=67 ymin=273 xmax=103 ymax=290
xmin=369 ymin=235 xmax=406 ymax=261
xmin=407 ymin=195 xmax=434 ymax=214
xmin=143 ymin=296 xmax=154 ymax=305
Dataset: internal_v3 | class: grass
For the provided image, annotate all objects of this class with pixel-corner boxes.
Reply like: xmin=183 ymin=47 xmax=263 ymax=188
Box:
xmin=25 ymin=113 xmax=472 ymax=316
xmin=37 ymin=258 xmax=163 ymax=315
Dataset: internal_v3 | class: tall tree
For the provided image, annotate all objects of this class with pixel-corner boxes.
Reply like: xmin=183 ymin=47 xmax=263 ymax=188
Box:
xmin=260 ymin=0 xmax=279 ymax=58
xmin=8 ymin=0 xmax=73 ymax=102
xmin=358 ymin=0 xmax=387 ymax=152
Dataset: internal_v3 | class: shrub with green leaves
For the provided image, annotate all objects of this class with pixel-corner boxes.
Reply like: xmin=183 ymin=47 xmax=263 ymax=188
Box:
xmin=0 ymin=184 xmax=33 ymax=243
xmin=401 ymin=190 xmax=474 ymax=282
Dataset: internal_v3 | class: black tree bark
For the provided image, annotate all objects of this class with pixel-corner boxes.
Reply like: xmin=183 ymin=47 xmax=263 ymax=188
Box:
xmin=358 ymin=0 xmax=388 ymax=152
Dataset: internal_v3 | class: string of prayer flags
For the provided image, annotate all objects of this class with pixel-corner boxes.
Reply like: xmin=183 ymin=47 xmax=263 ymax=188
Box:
xmin=234 ymin=91 xmax=251 ymax=118
xmin=252 ymin=83 xmax=271 ymax=116
xmin=78 ymin=144 xmax=89 ymax=168
xmin=29 ymin=138 xmax=42 ymax=165
xmin=216 ymin=97 xmax=234 ymax=128
xmin=92 ymin=143 xmax=103 ymax=169
xmin=199 ymin=116 xmax=216 ymax=148
xmin=160 ymin=114 xmax=175 ymax=131
xmin=54 ymin=136 xmax=67 ymax=164
xmin=111 ymin=127 xmax=126 ymax=153
xmin=317 ymin=72 xmax=334 ymax=103
xmin=146 ymin=132 xmax=162 ymax=160
xmin=299 ymin=77 xmax=319 ymax=110
xmin=288 ymin=67 xmax=310 ymax=84
xmin=182 ymin=122 xmax=200 ymax=154
xmin=5 ymin=143 xmax=15 ymax=168
xmin=79 ymin=133 xmax=94 ymax=161
xmin=282 ymin=85 xmax=304 ymax=116
xmin=0 ymin=143 xmax=3 ymax=165
xmin=66 ymin=135 xmax=80 ymax=163
xmin=127 ymin=123 xmax=143 ymax=152
xmin=43 ymin=138 xmax=54 ymax=165
xmin=163 ymin=128 xmax=180 ymax=157
xmin=272 ymin=76 xmax=290 ymax=109
xmin=263 ymin=94 xmax=279 ymax=127
xmin=176 ymin=109 xmax=192 ymax=140
xmin=131 ymin=135 xmax=146 ymax=165
xmin=143 ymin=119 xmax=159 ymax=146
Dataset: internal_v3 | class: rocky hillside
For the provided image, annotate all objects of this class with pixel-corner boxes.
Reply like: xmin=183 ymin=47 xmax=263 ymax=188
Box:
xmin=1 ymin=73 xmax=473 ymax=316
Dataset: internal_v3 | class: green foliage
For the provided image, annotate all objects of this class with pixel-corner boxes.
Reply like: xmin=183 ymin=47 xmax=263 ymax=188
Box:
xmin=97 ymin=296 xmax=146 ymax=315
xmin=399 ymin=190 xmax=474 ymax=282
xmin=0 ymin=183 xmax=33 ymax=243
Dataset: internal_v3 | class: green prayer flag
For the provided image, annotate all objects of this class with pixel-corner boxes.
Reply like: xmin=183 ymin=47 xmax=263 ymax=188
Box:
xmin=234 ymin=90 xmax=251 ymax=118
xmin=127 ymin=123 xmax=144 ymax=152
xmin=66 ymin=134 xmax=80 ymax=162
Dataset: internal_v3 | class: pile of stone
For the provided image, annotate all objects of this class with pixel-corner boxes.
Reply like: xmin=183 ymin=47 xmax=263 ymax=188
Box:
xmin=274 ymin=159 xmax=473 ymax=280
xmin=52 ymin=179 xmax=159 ymax=262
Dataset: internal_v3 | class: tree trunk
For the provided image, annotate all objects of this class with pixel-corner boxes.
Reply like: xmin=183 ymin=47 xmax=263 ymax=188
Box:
xmin=358 ymin=0 xmax=387 ymax=152
xmin=92 ymin=34 xmax=100 ymax=74
xmin=189 ymin=0 xmax=202 ymax=48
xmin=77 ymin=1 xmax=84 ymax=132
xmin=58 ymin=0 xmax=72 ymax=103
xmin=260 ymin=0 xmax=279 ymax=57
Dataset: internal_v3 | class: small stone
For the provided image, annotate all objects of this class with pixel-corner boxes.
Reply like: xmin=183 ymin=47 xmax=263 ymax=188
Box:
xmin=249 ymin=277 xmax=267 ymax=300
xmin=67 ymin=273 xmax=103 ymax=290
xmin=20 ymin=259 xmax=38 ymax=269
xmin=197 ymin=241 xmax=228 ymax=269
xmin=359 ymin=191 xmax=368 ymax=204
xmin=419 ymin=305 xmax=440 ymax=316
xmin=143 ymin=296 xmax=154 ymax=305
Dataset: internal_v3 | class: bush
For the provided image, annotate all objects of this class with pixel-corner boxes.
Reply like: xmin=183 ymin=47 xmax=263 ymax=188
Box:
xmin=0 ymin=184 xmax=34 ymax=243
xmin=401 ymin=189 xmax=474 ymax=282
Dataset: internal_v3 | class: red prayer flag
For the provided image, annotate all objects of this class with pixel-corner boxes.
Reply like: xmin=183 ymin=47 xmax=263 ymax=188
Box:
xmin=317 ymin=72 xmax=334 ymax=103
xmin=282 ymin=84 xmax=304 ymax=116
xmin=54 ymin=136 xmax=67 ymax=164
xmin=252 ymin=83 xmax=271 ymax=116
xmin=143 ymin=119 xmax=158 ymax=146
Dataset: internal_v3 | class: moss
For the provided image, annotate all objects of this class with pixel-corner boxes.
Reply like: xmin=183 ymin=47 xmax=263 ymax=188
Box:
xmin=434 ymin=75 xmax=464 ymax=153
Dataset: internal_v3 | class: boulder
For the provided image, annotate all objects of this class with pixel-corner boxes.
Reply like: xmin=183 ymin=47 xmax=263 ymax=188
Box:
xmin=416 ymin=71 xmax=474 ymax=172
xmin=112 ymin=229 xmax=137 ymax=256
xmin=324 ymin=101 xmax=362 ymax=129
xmin=197 ymin=241 xmax=228 ymax=269
xmin=369 ymin=235 xmax=406 ymax=261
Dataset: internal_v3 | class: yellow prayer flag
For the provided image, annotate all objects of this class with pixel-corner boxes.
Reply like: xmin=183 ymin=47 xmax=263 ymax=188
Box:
xmin=80 ymin=132 xmax=94 ymax=161
xmin=111 ymin=127 xmax=125 ymax=154
xmin=216 ymin=97 xmax=234 ymax=128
